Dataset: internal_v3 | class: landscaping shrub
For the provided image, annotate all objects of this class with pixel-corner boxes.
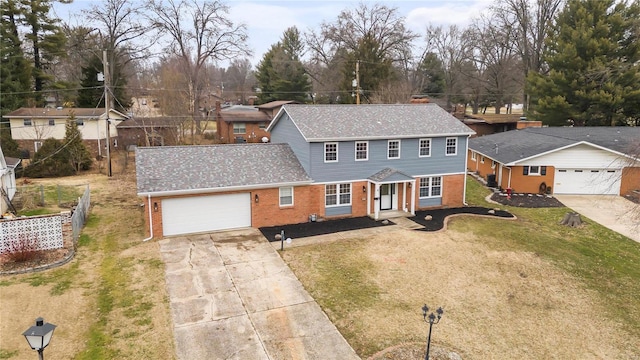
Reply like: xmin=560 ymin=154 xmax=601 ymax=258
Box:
xmin=3 ymin=233 xmax=42 ymax=263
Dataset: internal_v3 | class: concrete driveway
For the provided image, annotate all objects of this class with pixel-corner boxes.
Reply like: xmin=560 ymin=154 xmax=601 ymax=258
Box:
xmin=159 ymin=229 xmax=360 ymax=360
xmin=555 ymin=195 xmax=640 ymax=243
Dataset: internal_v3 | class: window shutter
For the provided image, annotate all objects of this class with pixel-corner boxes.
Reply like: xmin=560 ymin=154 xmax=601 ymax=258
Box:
xmin=523 ymin=166 xmax=529 ymax=175
xmin=541 ymin=166 xmax=547 ymax=175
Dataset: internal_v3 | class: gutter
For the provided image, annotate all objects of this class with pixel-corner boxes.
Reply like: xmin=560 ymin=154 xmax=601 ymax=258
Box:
xmin=138 ymin=180 xmax=314 ymax=197
xmin=142 ymin=194 xmax=154 ymax=242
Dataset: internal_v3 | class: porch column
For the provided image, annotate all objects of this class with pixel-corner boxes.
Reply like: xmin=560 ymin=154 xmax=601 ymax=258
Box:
xmin=402 ymin=182 xmax=407 ymax=212
xmin=366 ymin=182 xmax=371 ymax=217
xmin=410 ymin=179 xmax=416 ymax=215
xmin=373 ymin=183 xmax=380 ymax=220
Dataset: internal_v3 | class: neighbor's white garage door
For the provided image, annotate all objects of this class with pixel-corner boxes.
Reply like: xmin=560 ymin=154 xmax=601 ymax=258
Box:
xmin=554 ymin=169 xmax=621 ymax=195
xmin=162 ymin=193 xmax=251 ymax=236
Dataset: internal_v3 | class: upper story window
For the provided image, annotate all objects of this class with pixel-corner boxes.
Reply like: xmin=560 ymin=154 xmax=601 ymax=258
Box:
xmin=325 ymin=142 xmax=338 ymax=162
xmin=419 ymin=138 xmax=431 ymax=157
xmin=259 ymin=123 xmax=267 ymax=129
xmin=24 ymin=119 xmax=32 ymax=126
xmin=233 ymin=122 xmax=246 ymax=134
xmin=48 ymin=119 xmax=55 ymax=126
xmin=325 ymin=183 xmax=351 ymax=206
xmin=76 ymin=119 xmax=84 ymax=126
xmin=491 ymin=160 xmax=496 ymax=169
xmin=355 ymin=141 xmax=368 ymax=161
xmin=279 ymin=187 xmax=293 ymax=206
xmin=471 ymin=152 xmax=477 ymax=161
xmin=445 ymin=137 xmax=457 ymax=156
xmin=388 ymin=140 xmax=400 ymax=159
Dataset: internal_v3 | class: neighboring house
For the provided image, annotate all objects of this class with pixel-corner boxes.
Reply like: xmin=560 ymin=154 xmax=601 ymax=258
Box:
xmin=461 ymin=114 xmax=542 ymax=137
xmin=256 ymin=100 xmax=298 ymax=119
xmin=4 ymin=107 xmax=128 ymax=157
xmin=0 ymin=147 xmax=21 ymax=214
xmin=468 ymin=127 xmax=640 ymax=195
xmin=215 ymin=102 xmax=272 ymax=143
xmin=117 ymin=117 xmax=180 ymax=148
xmin=137 ymin=103 xmax=475 ymax=239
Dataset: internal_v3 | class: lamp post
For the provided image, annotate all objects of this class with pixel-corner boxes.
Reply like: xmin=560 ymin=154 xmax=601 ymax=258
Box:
xmin=421 ymin=304 xmax=444 ymax=360
xmin=22 ymin=317 xmax=56 ymax=360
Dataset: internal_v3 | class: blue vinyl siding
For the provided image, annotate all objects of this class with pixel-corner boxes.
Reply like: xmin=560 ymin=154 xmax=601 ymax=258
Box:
xmin=270 ymin=113 xmax=311 ymax=174
xmin=419 ymin=197 xmax=442 ymax=207
xmin=326 ymin=205 xmax=352 ymax=216
xmin=309 ymin=136 xmax=467 ymax=182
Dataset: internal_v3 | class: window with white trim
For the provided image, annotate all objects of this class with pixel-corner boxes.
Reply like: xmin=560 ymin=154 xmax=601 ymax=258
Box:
xmin=419 ymin=176 xmax=442 ymax=198
xmin=24 ymin=119 xmax=32 ymax=126
xmin=523 ymin=166 xmax=546 ymax=176
xmin=355 ymin=141 xmax=368 ymax=161
xmin=388 ymin=140 xmax=400 ymax=159
xmin=324 ymin=142 xmax=338 ymax=162
xmin=279 ymin=187 xmax=293 ymax=206
xmin=233 ymin=122 xmax=246 ymax=134
xmin=445 ymin=137 xmax=457 ymax=155
xmin=48 ymin=119 xmax=55 ymax=126
xmin=419 ymin=138 xmax=431 ymax=157
xmin=480 ymin=156 xmax=485 ymax=164
xmin=325 ymin=183 xmax=351 ymax=206
xmin=471 ymin=152 xmax=477 ymax=161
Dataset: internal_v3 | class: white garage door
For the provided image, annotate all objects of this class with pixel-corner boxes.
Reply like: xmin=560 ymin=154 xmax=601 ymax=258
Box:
xmin=162 ymin=193 xmax=251 ymax=236
xmin=554 ymin=169 xmax=621 ymax=195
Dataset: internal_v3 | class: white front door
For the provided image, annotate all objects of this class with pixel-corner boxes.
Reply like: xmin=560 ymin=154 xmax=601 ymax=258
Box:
xmin=380 ymin=184 xmax=394 ymax=210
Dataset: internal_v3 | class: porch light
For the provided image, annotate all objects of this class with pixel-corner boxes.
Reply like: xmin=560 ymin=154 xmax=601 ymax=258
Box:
xmin=255 ymin=194 xmax=259 ymax=203
xmin=23 ymin=317 xmax=56 ymax=360
xmin=153 ymin=202 xmax=158 ymax=212
xmin=362 ymin=185 xmax=366 ymax=193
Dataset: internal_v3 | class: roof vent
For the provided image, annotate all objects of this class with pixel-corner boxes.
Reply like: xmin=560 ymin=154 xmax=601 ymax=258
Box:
xmin=56 ymin=106 xmax=63 ymax=110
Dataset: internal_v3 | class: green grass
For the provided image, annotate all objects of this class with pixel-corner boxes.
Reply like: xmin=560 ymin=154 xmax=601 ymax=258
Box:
xmin=0 ymin=349 xmax=18 ymax=359
xmin=26 ymin=261 xmax=80 ymax=296
xmin=19 ymin=208 xmax=57 ymax=216
xmin=461 ymin=176 xmax=640 ymax=336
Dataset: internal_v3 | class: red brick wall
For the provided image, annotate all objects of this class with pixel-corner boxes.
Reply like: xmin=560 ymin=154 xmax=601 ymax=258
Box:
xmin=620 ymin=167 xmax=640 ymax=196
xmin=509 ymin=165 xmax=555 ymax=193
xmin=441 ymin=174 xmax=465 ymax=207
xmin=217 ymin=122 xmax=271 ymax=143
xmin=468 ymin=150 xmax=498 ymax=181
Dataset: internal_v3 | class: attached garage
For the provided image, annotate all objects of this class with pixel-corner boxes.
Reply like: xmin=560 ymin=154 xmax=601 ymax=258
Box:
xmin=554 ymin=169 xmax=621 ymax=195
xmin=161 ymin=193 xmax=251 ymax=236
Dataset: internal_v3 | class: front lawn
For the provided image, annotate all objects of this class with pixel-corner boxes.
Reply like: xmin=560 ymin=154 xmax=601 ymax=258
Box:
xmin=281 ymin=176 xmax=640 ymax=359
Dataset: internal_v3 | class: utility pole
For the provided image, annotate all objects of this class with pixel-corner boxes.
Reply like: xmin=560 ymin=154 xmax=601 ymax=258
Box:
xmin=103 ymin=50 xmax=112 ymax=177
xmin=355 ymin=60 xmax=360 ymax=105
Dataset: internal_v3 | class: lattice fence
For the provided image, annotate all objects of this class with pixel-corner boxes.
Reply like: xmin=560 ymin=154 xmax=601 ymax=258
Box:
xmin=0 ymin=215 xmax=63 ymax=254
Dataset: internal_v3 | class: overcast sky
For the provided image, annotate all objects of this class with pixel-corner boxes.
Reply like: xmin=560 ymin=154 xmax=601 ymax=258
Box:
xmin=54 ymin=0 xmax=492 ymax=65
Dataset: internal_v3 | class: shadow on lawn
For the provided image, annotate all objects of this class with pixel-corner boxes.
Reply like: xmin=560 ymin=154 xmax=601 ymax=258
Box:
xmin=260 ymin=207 xmax=514 ymax=240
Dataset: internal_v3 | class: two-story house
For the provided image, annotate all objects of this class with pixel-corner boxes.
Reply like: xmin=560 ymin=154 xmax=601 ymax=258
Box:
xmin=4 ymin=107 xmax=128 ymax=157
xmin=136 ymin=104 xmax=474 ymax=238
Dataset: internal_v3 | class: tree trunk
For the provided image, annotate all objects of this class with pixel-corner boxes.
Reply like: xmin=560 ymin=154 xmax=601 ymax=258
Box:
xmin=560 ymin=212 xmax=583 ymax=227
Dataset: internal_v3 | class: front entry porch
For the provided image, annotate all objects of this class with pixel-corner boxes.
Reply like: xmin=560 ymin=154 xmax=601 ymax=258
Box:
xmin=366 ymin=168 xmax=417 ymax=221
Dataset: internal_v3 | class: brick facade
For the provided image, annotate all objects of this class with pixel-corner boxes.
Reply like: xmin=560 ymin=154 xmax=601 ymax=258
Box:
xmin=441 ymin=174 xmax=466 ymax=207
xmin=508 ymin=166 xmax=555 ymax=194
xmin=620 ymin=167 xmax=640 ymax=196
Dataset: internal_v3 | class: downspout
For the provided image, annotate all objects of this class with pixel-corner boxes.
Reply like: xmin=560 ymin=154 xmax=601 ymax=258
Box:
xmin=463 ymin=135 xmax=470 ymax=206
xmin=142 ymin=194 xmax=154 ymax=241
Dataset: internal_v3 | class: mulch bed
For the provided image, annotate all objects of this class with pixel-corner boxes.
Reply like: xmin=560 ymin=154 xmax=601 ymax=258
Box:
xmin=411 ymin=207 xmax=515 ymax=231
xmin=260 ymin=216 xmax=394 ymax=241
xmin=490 ymin=192 xmax=565 ymax=208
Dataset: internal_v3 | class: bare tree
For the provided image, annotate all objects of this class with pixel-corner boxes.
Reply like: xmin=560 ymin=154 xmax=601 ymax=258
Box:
xmin=149 ymin=0 xmax=250 ymax=142
xmin=491 ymin=0 xmax=563 ymax=110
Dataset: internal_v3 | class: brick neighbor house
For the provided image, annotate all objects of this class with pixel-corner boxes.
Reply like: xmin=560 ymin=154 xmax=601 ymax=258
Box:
xmin=468 ymin=127 xmax=640 ymax=195
xmin=136 ymin=104 xmax=475 ymax=238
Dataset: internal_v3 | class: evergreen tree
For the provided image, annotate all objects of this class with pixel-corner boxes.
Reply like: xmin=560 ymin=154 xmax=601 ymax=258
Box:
xmin=26 ymin=138 xmax=74 ymax=177
xmin=0 ymin=0 xmax=32 ymax=116
xmin=418 ymin=52 xmax=446 ymax=98
xmin=64 ymin=113 xmax=92 ymax=172
xmin=527 ymin=0 xmax=640 ymax=126
xmin=76 ymin=53 xmax=130 ymax=112
xmin=340 ymin=33 xmax=393 ymax=104
xmin=256 ymin=27 xmax=310 ymax=103
xmin=18 ymin=0 xmax=67 ymax=105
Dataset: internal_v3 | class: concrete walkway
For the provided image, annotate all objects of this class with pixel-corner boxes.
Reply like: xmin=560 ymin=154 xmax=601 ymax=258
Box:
xmin=555 ymin=195 xmax=640 ymax=243
xmin=159 ymin=229 xmax=360 ymax=360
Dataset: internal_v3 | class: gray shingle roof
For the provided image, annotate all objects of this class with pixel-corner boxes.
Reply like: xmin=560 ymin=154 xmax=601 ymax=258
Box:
xmin=278 ymin=104 xmax=474 ymax=141
xmin=136 ymin=144 xmax=312 ymax=195
xmin=4 ymin=107 xmax=128 ymax=119
xmin=368 ymin=168 xmax=414 ymax=182
xmin=469 ymin=127 xmax=640 ymax=164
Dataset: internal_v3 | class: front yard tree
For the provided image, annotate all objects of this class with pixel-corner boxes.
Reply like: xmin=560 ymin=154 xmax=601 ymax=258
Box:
xmin=256 ymin=27 xmax=310 ymax=103
xmin=527 ymin=0 xmax=640 ymax=126
xmin=64 ymin=113 xmax=92 ymax=173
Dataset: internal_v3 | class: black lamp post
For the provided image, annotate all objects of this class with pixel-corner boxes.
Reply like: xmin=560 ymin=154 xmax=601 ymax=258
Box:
xmin=421 ymin=304 xmax=444 ymax=360
xmin=22 ymin=317 xmax=56 ymax=360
